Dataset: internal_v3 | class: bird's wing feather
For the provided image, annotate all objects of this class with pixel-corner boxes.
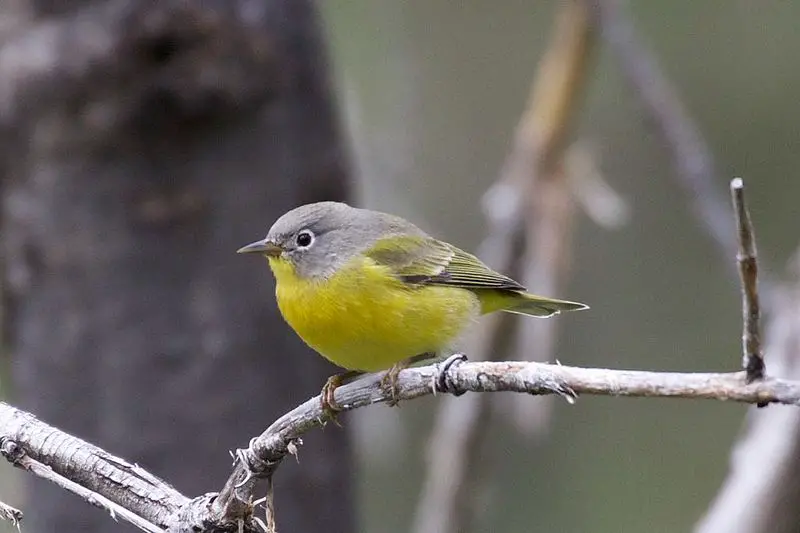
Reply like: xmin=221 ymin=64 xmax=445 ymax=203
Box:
xmin=365 ymin=235 xmax=525 ymax=291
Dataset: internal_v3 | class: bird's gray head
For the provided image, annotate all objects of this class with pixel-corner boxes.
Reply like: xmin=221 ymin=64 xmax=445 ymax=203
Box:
xmin=237 ymin=201 xmax=426 ymax=279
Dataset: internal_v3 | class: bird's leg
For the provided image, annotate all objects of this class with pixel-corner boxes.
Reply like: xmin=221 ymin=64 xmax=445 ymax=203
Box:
xmin=320 ymin=370 xmax=364 ymax=420
xmin=381 ymin=352 xmax=437 ymax=406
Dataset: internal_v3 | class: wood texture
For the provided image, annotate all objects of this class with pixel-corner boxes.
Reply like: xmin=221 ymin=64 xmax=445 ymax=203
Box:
xmin=0 ymin=1 xmax=353 ymax=531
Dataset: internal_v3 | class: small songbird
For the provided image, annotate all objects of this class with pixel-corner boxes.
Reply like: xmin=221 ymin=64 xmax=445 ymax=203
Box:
xmin=238 ymin=202 xmax=587 ymax=411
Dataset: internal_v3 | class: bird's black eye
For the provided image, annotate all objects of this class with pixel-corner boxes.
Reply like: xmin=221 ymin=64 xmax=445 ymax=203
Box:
xmin=296 ymin=229 xmax=314 ymax=248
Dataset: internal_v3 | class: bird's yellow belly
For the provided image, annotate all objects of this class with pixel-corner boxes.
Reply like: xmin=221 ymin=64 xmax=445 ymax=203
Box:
xmin=270 ymin=257 xmax=479 ymax=371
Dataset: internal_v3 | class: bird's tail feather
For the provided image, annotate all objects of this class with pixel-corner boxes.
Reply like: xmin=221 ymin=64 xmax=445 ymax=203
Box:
xmin=503 ymin=292 xmax=589 ymax=318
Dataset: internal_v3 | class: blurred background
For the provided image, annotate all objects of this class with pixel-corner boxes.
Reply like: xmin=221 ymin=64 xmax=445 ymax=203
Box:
xmin=324 ymin=1 xmax=799 ymax=530
xmin=2 ymin=1 xmax=800 ymax=532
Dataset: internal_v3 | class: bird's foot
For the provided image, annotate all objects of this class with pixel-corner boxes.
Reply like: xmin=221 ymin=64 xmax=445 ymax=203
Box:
xmin=320 ymin=370 xmax=362 ymax=424
xmin=380 ymin=353 xmax=438 ymax=406
xmin=434 ymin=353 xmax=468 ymax=396
xmin=381 ymin=362 xmax=409 ymax=407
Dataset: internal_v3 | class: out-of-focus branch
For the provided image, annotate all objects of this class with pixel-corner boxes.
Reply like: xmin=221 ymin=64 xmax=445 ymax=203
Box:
xmin=730 ymin=178 xmax=765 ymax=382
xmin=409 ymin=317 xmax=501 ymax=533
xmin=413 ymin=1 xmax=595 ymax=531
xmin=582 ymin=4 xmax=798 ymax=529
xmin=502 ymin=0 xmax=595 ymax=436
xmin=513 ymin=0 xmax=594 ymax=175
xmin=511 ymin=158 xmax=577 ymax=435
xmin=584 ymin=0 xmax=738 ymax=276
xmin=568 ymin=143 xmax=630 ymax=229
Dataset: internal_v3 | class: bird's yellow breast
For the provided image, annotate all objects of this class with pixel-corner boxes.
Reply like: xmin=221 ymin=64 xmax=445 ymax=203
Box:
xmin=268 ymin=256 xmax=479 ymax=372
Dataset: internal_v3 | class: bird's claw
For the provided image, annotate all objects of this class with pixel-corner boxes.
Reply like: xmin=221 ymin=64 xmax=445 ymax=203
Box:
xmin=381 ymin=364 xmax=404 ymax=406
xmin=319 ymin=370 xmax=365 ymax=424
xmin=434 ymin=353 xmax=468 ymax=396
xmin=320 ymin=375 xmax=345 ymax=425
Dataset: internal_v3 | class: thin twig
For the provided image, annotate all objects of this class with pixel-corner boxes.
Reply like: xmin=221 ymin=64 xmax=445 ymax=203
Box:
xmin=0 ymin=439 xmax=162 ymax=533
xmin=511 ymin=158 xmax=577 ymax=435
xmin=0 ymin=499 xmax=22 ymax=527
xmin=730 ymin=178 xmax=765 ymax=382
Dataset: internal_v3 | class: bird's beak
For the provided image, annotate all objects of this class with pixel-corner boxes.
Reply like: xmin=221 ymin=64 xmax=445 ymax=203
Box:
xmin=236 ymin=239 xmax=283 ymax=257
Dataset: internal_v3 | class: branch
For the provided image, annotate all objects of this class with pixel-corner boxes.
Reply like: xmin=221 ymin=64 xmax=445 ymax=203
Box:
xmin=5 ymin=355 xmax=800 ymax=531
xmin=1 ymin=439 xmax=161 ymax=533
xmin=731 ymin=178 xmax=765 ymax=382
xmin=0 ymin=402 xmax=188 ymax=530
xmin=219 ymin=360 xmax=800 ymax=504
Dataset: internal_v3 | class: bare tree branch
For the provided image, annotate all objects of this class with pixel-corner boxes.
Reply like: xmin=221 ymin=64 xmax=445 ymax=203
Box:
xmin=221 ymin=360 xmax=800 ymax=502
xmin=210 ymin=357 xmax=800 ymax=530
xmin=731 ymin=178 xmax=765 ymax=382
xmin=5 ymin=353 xmax=800 ymax=531
xmin=0 ymin=402 xmax=188 ymax=530
xmin=1 ymin=439 xmax=161 ymax=533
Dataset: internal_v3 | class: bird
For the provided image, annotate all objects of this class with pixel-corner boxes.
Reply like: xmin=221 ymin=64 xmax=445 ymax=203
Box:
xmin=238 ymin=201 xmax=587 ymax=412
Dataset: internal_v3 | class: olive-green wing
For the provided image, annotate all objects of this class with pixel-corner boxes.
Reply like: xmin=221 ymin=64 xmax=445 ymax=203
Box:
xmin=365 ymin=235 xmax=525 ymax=291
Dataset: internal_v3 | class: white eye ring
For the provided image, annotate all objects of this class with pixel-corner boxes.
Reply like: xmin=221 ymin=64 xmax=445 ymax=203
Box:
xmin=295 ymin=229 xmax=315 ymax=248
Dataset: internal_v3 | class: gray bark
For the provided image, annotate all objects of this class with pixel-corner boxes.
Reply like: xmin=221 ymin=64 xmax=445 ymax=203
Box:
xmin=0 ymin=1 xmax=353 ymax=531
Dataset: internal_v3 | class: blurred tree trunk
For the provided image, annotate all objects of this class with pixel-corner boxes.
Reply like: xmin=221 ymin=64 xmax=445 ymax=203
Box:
xmin=0 ymin=1 xmax=353 ymax=532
